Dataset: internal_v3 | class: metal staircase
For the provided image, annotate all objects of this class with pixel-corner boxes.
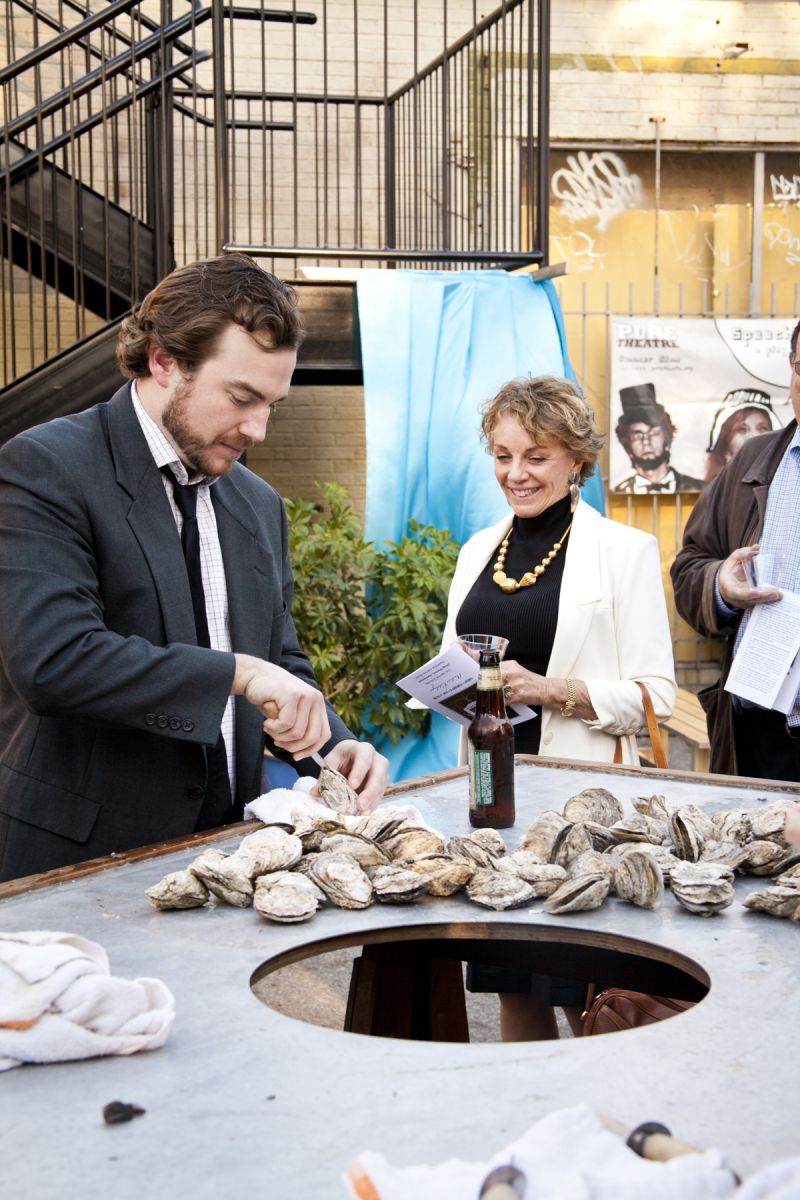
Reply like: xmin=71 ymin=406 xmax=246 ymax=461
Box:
xmin=0 ymin=0 xmax=551 ymax=442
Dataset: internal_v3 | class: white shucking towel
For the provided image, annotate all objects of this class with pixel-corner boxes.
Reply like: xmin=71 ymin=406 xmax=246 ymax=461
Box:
xmin=0 ymin=930 xmax=175 ymax=1071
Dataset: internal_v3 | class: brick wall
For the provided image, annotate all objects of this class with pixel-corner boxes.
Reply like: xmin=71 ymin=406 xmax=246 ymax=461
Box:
xmin=247 ymin=385 xmax=367 ymax=517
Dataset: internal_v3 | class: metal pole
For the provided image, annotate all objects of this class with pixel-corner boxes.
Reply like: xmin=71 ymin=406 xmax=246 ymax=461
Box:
xmin=750 ymin=151 xmax=764 ymax=316
xmin=384 ymin=103 xmax=396 ymax=250
xmin=650 ymin=115 xmax=665 ymax=315
xmin=212 ymin=0 xmax=229 ymax=251
xmin=535 ymin=0 xmax=550 ymax=262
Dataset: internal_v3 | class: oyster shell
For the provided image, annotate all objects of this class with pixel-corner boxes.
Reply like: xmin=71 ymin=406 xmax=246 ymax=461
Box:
xmin=497 ymin=859 xmax=567 ymax=897
xmin=749 ymin=800 xmax=797 ymax=845
xmin=568 ymin=848 xmax=617 ymax=886
xmin=295 ymin=816 xmax=346 ymax=853
xmin=632 ymin=794 xmax=671 ymax=822
xmin=699 ymin=838 xmax=750 ymax=870
xmin=669 ymin=805 xmax=715 ymax=862
xmin=544 ymin=872 xmax=610 ymax=915
xmin=550 ymin=822 xmax=594 ymax=869
xmin=735 ymin=839 xmax=790 ymax=876
xmin=253 ymin=871 xmax=324 ymax=922
xmin=468 ymin=829 xmax=508 ymax=858
xmin=613 ymin=849 xmax=663 ymax=909
xmin=670 ymin=861 xmax=734 ymax=916
xmin=466 ymin=868 xmax=537 ymax=911
xmin=307 ymin=852 xmax=373 ymax=909
xmin=236 ymin=826 xmax=303 ymax=877
xmin=495 ymin=848 xmax=545 ymax=878
xmin=383 ymin=826 xmax=446 ymax=861
xmin=317 ymin=766 xmax=360 ymax=815
xmin=608 ymin=813 xmax=668 ymax=845
xmin=319 ymin=832 xmax=391 ymax=869
xmin=370 ymin=863 xmax=430 ymax=904
xmin=404 ymin=855 xmax=475 ymax=896
xmin=146 ymin=868 xmax=210 ymax=910
xmin=447 ymin=833 xmax=503 ymax=869
xmin=710 ymin=809 xmax=753 ymax=845
xmin=563 ymin=787 xmax=623 ymax=827
xmin=775 ymin=862 xmax=800 ymax=886
xmin=614 ymin=841 xmax=680 ymax=882
xmin=743 ymin=883 xmax=800 ymax=921
xmin=518 ymin=810 xmax=569 ymax=859
xmin=346 ymin=811 xmax=407 ymax=843
xmin=190 ymin=848 xmax=253 ymax=907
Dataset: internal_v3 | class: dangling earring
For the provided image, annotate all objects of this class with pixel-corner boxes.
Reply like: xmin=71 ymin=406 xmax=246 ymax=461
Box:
xmin=569 ymin=470 xmax=580 ymax=513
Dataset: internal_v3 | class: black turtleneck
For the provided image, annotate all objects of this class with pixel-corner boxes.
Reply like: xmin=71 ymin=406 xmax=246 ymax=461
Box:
xmin=456 ymin=493 xmax=573 ymax=754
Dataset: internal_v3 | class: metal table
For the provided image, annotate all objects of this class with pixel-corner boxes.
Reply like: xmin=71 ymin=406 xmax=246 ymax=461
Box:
xmin=2 ymin=757 xmax=798 ymax=1198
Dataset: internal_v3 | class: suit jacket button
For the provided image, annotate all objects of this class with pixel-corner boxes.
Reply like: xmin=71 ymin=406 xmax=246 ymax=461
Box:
xmin=187 ymin=784 xmax=204 ymax=801
xmin=169 ymin=717 xmax=182 ymax=731
xmin=182 ymin=719 xmax=195 ymax=732
xmin=157 ymin=715 xmax=169 ymax=728
xmin=145 ymin=713 xmax=156 ymax=726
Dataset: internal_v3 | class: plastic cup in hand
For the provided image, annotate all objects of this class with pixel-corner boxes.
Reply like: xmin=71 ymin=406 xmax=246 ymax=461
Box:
xmin=753 ymin=551 xmax=788 ymax=590
xmin=457 ymin=633 xmax=510 ymax=662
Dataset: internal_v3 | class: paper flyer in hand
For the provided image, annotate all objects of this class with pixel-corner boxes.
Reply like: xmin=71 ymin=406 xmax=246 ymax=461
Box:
xmin=725 ymin=590 xmax=800 ymax=714
xmin=396 ymin=644 xmax=536 ymax=728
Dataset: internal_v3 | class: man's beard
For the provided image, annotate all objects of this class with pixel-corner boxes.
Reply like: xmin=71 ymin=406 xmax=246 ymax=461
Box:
xmin=162 ymin=377 xmax=226 ymax=478
xmin=630 ymin=450 xmax=670 ymax=473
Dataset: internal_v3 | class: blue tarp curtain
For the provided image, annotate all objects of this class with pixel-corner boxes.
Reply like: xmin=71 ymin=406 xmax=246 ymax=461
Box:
xmin=356 ymin=269 xmax=605 ymax=782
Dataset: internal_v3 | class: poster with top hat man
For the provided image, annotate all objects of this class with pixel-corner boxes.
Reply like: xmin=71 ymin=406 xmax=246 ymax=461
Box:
xmin=610 ymin=317 xmax=793 ymax=494
xmin=614 ymin=382 xmax=704 ymax=493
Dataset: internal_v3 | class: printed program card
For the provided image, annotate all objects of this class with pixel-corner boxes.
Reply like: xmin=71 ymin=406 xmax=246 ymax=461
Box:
xmin=397 ymin=644 xmax=535 ymax=728
xmin=725 ymin=591 xmax=800 ymax=713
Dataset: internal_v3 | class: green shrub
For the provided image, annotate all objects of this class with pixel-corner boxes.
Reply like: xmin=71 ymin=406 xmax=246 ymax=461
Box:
xmin=285 ymin=482 xmax=460 ymax=744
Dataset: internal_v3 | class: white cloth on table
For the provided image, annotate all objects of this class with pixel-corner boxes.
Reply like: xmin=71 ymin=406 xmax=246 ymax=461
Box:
xmin=244 ymin=784 xmax=436 ymax=833
xmin=344 ymin=1105 xmax=739 ymax=1200
xmin=0 ymin=930 xmax=175 ymax=1071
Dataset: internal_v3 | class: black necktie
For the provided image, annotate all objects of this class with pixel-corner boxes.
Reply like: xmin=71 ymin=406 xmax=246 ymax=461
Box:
xmin=163 ymin=469 xmax=236 ymax=830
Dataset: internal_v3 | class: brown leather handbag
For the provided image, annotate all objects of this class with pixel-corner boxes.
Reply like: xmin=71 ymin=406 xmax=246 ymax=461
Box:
xmin=582 ymin=985 xmax=694 ymax=1036
xmin=613 ymin=681 xmax=668 ymax=768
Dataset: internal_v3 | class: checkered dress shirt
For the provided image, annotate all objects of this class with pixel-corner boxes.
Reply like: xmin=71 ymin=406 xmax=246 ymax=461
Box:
xmin=131 ymin=385 xmax=236 ymax=785
xmin=730 ymin=424 xmax=800 ymax=723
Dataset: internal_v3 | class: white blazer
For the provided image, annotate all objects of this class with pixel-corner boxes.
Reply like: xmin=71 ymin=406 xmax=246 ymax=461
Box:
xmin=441 ymin=499 xmax=677 ymax=766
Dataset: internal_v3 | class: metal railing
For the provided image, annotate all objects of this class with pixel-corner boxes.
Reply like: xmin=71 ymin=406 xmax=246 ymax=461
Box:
xmin=1 ymin=0 xmax=550 ymax=386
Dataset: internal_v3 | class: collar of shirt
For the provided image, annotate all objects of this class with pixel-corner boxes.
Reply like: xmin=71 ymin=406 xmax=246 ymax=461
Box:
xmin=130 ymin=381 xmax=215 ymax=488
xmin=632 ymin=468 xmax=676 ymax=494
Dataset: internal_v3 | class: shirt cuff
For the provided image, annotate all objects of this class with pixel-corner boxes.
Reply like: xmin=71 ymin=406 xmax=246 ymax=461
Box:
xmin=714 ymin=570 xmax=741 ymax=621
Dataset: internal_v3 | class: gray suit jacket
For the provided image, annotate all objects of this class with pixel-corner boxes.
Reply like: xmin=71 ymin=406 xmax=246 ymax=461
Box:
xmin=0 ymin=385 xmax=351 ymax=880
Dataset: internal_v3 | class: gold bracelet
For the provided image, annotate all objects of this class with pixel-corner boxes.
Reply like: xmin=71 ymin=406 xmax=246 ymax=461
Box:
xmin=560 ymin=677 xmax=576 ymax=718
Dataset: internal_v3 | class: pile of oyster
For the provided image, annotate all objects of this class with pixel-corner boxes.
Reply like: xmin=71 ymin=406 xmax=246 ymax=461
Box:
xmin=146 ymin=779 xmax=800 ymax=925
xmin=511 ymin=788 xmax=799 ymax=921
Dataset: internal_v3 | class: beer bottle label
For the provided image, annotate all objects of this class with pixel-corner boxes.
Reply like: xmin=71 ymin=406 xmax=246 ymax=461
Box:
xmin=476 ymin=665 xmax=502 ymax=691
xmin=470 ymin=750 xmax=494 ymax=808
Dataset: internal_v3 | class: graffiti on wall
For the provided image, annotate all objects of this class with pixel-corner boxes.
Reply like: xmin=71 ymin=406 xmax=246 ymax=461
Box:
xmin=770 ymin=173 xmax=800 ymax=208
xmin=764 ymin=221 xmax=800 ymax=268
xmin=552 ymin=151 xmax=643 ymax=231
xmin=549 ymin=230 xmax=605 ymax=272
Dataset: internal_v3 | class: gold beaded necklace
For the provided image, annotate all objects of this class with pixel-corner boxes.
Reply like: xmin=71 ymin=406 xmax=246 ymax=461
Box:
xmin=492 ymin=521 xmax=573 ymax=593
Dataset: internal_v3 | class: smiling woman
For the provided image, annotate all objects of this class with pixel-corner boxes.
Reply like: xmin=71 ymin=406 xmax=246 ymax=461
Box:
xmin=434 ymin=374 xmax=677 ymax=1043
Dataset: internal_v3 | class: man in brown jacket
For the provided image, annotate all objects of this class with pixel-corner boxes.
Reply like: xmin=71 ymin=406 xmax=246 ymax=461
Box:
xmin=671 ymin=320 xmax=800 ymax=780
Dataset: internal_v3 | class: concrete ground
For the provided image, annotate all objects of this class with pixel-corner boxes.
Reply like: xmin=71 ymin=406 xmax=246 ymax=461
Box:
xmin=253 ymin=733 xmax=695 ymax=1043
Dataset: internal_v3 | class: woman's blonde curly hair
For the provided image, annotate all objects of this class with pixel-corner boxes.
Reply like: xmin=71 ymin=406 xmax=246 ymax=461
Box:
xmin=481 ymin=375 xmax=603 ymax=485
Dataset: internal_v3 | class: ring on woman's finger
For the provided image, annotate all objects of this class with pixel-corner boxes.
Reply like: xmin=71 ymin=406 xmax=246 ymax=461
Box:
xmin=503 ymin=685 xmax=513 ymax=701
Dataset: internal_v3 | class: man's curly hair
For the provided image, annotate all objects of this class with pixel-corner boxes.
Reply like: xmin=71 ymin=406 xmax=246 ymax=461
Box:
xmin=116 ymin=253 xmax=303 ymax=379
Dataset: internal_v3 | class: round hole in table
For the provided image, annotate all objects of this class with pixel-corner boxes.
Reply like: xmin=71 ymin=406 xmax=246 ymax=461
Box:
xmin=250 ymin=920 xmax=709 ymax=1043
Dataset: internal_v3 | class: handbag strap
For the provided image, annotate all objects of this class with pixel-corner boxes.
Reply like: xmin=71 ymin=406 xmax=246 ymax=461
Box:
xmin=636 ymin=680 xmax=668 ymax=768
xmin=613 ymin=682 xmax=668 ymax=769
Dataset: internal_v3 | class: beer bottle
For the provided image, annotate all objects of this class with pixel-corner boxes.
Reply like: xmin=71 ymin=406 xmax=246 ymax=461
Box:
xmin=467 ymin=648 xmax=515 ymax=828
